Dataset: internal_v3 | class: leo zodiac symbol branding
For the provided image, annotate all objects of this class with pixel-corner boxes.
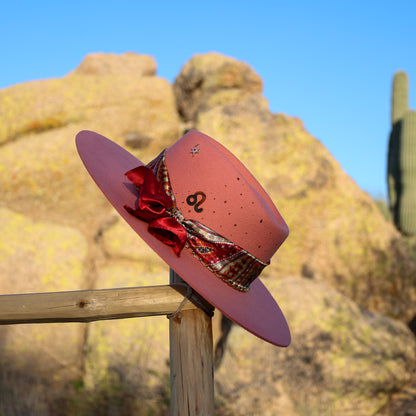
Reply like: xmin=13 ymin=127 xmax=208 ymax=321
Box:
xmin=186 ymin=191 xmax=206 ymax=213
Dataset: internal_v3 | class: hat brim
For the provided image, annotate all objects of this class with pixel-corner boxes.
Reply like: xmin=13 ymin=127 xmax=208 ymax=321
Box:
xmin=76 ymin=130 xmax=290 ymax=347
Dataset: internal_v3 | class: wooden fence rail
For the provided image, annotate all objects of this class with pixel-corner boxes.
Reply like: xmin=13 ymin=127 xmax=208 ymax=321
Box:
xmin=0 ymin=273 xmax=216 ymax=415
xmin=0 ymin=284 xmax=198 ymax=325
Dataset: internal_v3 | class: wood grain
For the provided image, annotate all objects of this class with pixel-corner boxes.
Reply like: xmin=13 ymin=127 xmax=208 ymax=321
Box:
xmin=169 ymin=269 xmax=215 ymax=416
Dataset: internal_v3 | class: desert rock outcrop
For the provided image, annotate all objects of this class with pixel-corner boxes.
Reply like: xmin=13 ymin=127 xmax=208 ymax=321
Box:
xmin=0 ymin=51 xmax=415 ymax=415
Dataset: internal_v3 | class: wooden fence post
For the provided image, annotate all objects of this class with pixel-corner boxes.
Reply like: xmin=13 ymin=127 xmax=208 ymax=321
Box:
xmin=169 ymin=269 xmax=215 ymax=416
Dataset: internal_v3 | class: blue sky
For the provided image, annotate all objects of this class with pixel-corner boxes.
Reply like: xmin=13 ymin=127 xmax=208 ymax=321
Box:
xmin=2 ymin=1 xmax=415 ymax=199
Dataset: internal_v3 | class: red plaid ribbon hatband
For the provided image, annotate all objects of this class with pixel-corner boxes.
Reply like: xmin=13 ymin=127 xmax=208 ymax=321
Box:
xmin=124 ymin=150 xmax=268 ymax=292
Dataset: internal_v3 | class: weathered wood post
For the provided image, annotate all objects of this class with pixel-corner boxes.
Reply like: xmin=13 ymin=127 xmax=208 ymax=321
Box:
xmin=169 ymin=269 xmax=215 ymax=416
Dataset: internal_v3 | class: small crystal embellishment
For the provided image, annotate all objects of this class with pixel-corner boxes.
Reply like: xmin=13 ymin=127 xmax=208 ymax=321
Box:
xmin=190 ymin=144 xmax=200 ymax=156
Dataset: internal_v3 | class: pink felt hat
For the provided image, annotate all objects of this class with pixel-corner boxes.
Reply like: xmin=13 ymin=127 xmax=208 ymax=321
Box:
xmin=76 ymin=129 xmax=290 ymax=347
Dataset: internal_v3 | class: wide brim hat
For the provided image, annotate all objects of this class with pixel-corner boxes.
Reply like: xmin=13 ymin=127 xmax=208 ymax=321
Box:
xmin=76 ymin=129 xmax=290 ymax=347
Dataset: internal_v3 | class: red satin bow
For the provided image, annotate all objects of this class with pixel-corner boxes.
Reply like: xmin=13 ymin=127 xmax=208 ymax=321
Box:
xmin=124 ymin=166 xmax=187 ymax=256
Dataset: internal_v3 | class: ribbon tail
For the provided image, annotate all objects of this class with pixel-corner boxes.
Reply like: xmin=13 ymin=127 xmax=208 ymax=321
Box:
xmin=148 ymin=217 xmax=187 ymax=256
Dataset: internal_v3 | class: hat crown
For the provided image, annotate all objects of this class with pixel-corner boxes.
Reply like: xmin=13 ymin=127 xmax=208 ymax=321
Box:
xmin=165 ymin=130 xmax=288 ymax=263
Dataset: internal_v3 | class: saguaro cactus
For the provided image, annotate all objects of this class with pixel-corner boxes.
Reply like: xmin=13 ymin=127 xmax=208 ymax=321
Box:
xmin=387 ymin=71 xmax=416 ymax=235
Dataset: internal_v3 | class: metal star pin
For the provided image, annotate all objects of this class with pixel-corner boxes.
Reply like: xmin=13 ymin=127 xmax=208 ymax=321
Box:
xmin=190 ymin=144 xmax=200 ymax=156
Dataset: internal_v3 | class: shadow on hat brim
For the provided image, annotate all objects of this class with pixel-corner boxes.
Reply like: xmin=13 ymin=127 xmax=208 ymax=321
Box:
xmin=76 ymin=130 xmax=290 ymax=347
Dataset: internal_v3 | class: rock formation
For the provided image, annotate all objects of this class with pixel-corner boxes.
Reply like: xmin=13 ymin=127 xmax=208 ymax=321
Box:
xmin=0 ymin=51 xmax=415 ymax=415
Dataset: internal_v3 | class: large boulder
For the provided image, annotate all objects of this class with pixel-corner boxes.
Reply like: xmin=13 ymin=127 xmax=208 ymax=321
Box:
xmin=0 ymin=52 xmax=181 ymax=414
xmin=215 ymin=277 xmax=416 ymax=416
xmin=174 ymin=52 xmax=263 ymax=123
xmin=0 ymin=52 xmax=181 ymax=234
xmin=174 ymin=53 xmax=416 ymax=322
